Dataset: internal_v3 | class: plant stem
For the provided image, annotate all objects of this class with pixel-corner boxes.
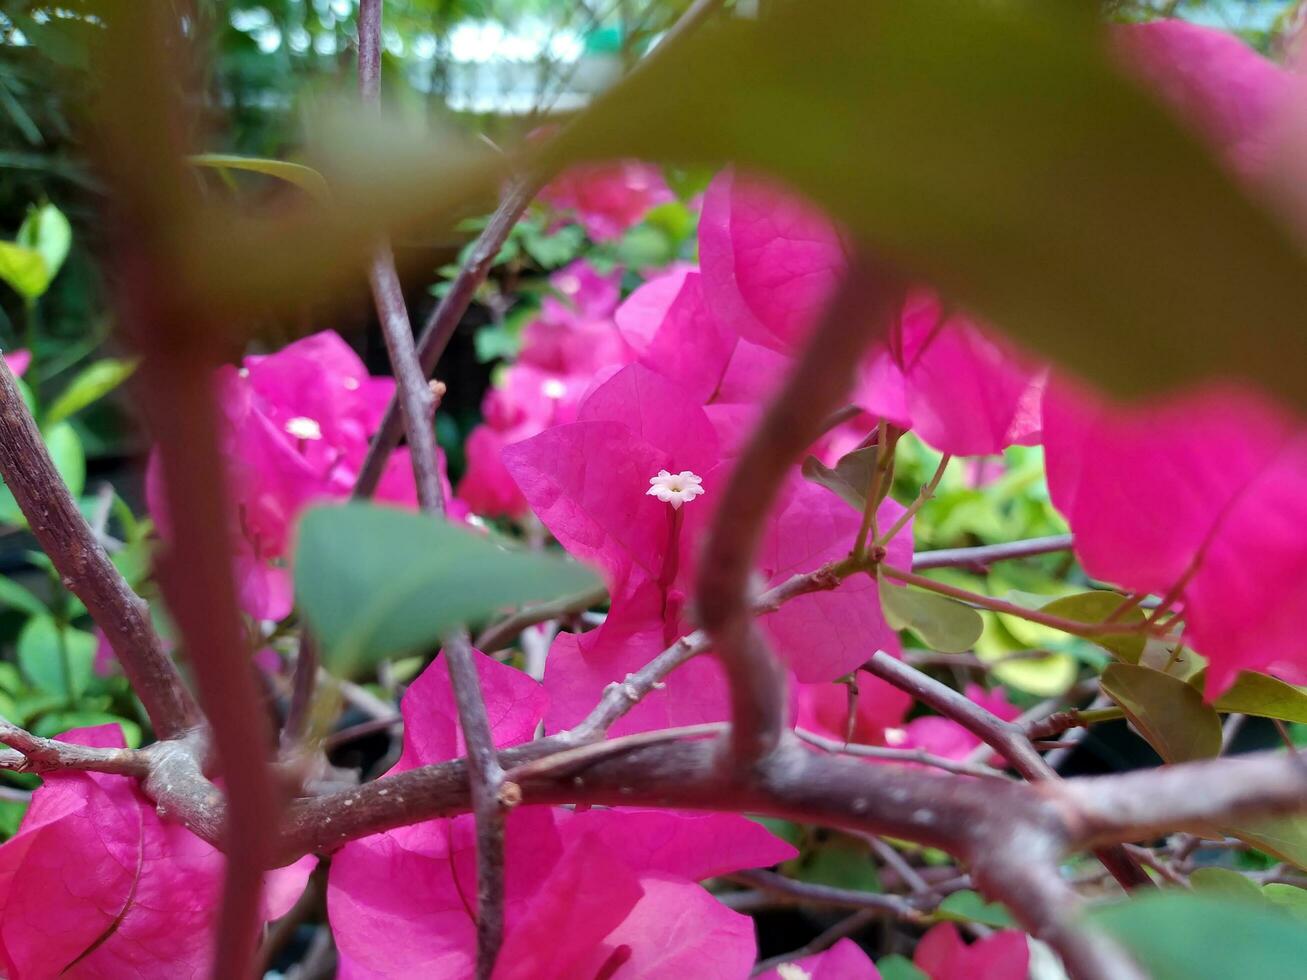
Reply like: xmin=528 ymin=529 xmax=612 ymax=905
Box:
xmin=879 ymin=564 xmax=1154 ymax=639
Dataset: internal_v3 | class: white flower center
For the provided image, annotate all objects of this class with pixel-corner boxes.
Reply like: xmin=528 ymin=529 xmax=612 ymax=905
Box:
xmin=646 ymin=469 xmax=704 ymax=510
xmin=555 ymin=274 xmax=581 ymax=296
xmin=284 ymin=416 xmax=323 ymax=441
xmin=541 ymin=378 xmax=568 ymax=400
xmin=777 ymin=966 xmax=812 ymax=980
xmin=884 ymin=727 xmax=908 ymax=746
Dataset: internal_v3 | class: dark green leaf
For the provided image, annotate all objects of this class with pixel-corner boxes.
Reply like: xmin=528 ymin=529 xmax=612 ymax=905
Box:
xmin=879 ymin=575 xmax=984 ymax=654
xmin=295 ymin=503 xmax=600 ymax=675
xmin=936 ymin=889 xmax=1015 ymax=927
xmin=876 ymin=954 xmax=928 ymax=980
xmin=1093 ymin=892 xmax=1307 ymax=980
xmin=1100 ymin=663 xmax=1222 ymax=764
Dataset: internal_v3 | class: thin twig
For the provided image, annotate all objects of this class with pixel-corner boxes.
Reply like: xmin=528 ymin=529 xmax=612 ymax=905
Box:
xmin=728 ymin=868 xmax=926 ymax=919
xmin=352 ymin=176 xmax=537 ymax=499
xmin=795 ymin=727 xmax=1011 ymax=780
xmin=881 ymin=564 xmax=1153 ymax=638
xmin=910 ymin=534 xmax=1075 ymax=570
xmin=357 ymin=4 xmax=504 ymax=974
xmin=474 ymin=584 xmax=607 ymax=653
xmin=283 ymin=633 xmax=321 ymax=747
xmin=750 ymin=909 xmax=882 ymax=976
xmin=878 ymin=452 xmax=950 ymax=547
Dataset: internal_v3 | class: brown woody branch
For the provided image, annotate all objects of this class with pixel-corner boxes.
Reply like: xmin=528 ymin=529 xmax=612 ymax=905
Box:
xmin=352 ymin=175 xmax=537 ymax=499
xmin=864 ymin=652 xmax=1152 ymax=891
xmin=95 ymin=7 xmax=281 ymax=975
xmin=911 ymin=533 xmax=1075 ymax=570
xmin=0 ymin=360 xmax=199 ymax=739
xmin=696 ymin=254 xmax=906 ymax=765
xmin=357 ymin=3 xmax=506 ymax=974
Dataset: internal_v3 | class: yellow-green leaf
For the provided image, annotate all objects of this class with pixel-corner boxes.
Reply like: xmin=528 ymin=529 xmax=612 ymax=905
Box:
xmin=879 ymin=575 xmax=983 ymax=654
xmin=189 ymin=154 xmax=331 ymax=201
xmin=1101 ymin=663 xmax=1222 ymax=764
xmin=0 ymin=242 xmax=48 ymax=301
xmin=1204 ymin=671 xmax=1307 ymax=725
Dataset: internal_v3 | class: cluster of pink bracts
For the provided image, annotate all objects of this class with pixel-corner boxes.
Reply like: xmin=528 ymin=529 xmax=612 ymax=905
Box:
xmin=0 ymin=18 xmax=1305 ymax=979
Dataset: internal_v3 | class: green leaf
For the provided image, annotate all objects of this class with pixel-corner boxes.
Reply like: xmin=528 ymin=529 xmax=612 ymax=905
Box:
xmin=878 ymin=575 xmax=983 ymax=654
xmin=0 ymin=242 xmax=47 ymax=301
xmin=801 ymin=445 xmax=882 ymax=513
xmin=1204 ymin=671 xmax=1307 ymax=725
xmin=45 ymin=422 xmax=85 ymax=498
xmin=936 ymin=889 xmax=1015 ymax=927
xmin=44 ymin=358 xmax=138 ymax=427
xmin=546 ymin=0 xmax=1307 ymax=412
xmin=0 ymin=798 xmax=28 ymax=838
xmin=16 ymin=616 xmax=95 ymax=702
xmin=1189 ymin=867 xmax=1265 ymax=903
xmin=16 ymin=203 xmax=71 ymax=292
xmin=795 ymin=834 xmax=881 ymax=893
xmin=188 ymin=154 xmax=330 ymax=201
xmin=1263 ymin=884 xmax=1307 ymax=923
xmin=0 ymin=425 xmax=90 ymax=526
xmin=1094 ymin=892 xmax=1307 ymax=980
xmin=977 ymin=611 xmax=1077 ymax=697
xmin=0 ymin=577 xmax=47 ymax=617
xmin=1040 ymin=592 xmax=1146 ymax=663
xmin=295 ymin=503 xmax=600 ymax=675
xmin=1224 ymin=816 xmax=1307 ymax=872
xmin=1100 ymin=663 xmax=1223 ymax=764
xmin=876 ymin=954 xmax=928 ymax=980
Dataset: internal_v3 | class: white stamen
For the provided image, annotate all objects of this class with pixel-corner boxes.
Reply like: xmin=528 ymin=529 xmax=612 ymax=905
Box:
xmin=646 ymin=469 xmax=705 ymax=510
xmin=541 ymin=378 xmax=568 ymax=400
xmin=284 ymin=416 xmax=323 ymax=440
xmin=884 ymin=727 xmax=908 ymax=746
xmin=777 ymin=966 xmax=812 ymax=980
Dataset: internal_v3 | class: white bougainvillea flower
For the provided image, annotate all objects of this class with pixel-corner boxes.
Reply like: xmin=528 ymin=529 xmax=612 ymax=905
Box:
xmin=646 ymin=469 xmax=705 ymax=509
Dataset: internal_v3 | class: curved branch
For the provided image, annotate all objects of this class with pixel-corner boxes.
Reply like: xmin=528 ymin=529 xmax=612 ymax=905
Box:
xmin=864 ymin=653 xmax=1152 ymax=890
xmin=696 ymin=254 xmax=906 ymax=765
